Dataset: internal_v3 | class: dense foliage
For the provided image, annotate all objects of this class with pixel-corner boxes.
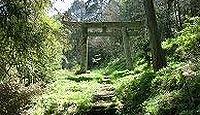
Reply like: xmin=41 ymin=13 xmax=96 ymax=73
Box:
xmin=0 ymin=0 xmax=64 ymax=83
xmin=0 ymin=0 xmax=67 ymax=114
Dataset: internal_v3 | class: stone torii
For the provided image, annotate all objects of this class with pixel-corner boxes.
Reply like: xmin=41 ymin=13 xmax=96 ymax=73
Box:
xmin=63 ymin=21 xmax=143 ymax=74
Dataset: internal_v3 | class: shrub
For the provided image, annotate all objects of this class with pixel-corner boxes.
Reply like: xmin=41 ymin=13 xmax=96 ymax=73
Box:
xmin=0 ymin=80 xmax=42 ymax=115
xmin=143 ymin=62 xmax=200 ymax=115
xmin=143 ymin=90 xmax=181 ymax=115
xmin=113 ymin=61 xmax=155 ymax=114
xmin=162 ymin=17 xmax=200 ymax=62
xmin=151 ymin=63 xmax=185 ymax=94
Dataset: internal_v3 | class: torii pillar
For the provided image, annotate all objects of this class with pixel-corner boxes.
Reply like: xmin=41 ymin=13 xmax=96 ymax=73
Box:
xmin=122 ymin=27 xmax=132 ymax=70
xmin=79 ymin=24 xmax=88 ymax=73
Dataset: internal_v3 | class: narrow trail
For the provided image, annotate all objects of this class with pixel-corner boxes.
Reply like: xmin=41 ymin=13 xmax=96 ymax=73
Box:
xmin=86 ymin=76 xmax=123 ymax=115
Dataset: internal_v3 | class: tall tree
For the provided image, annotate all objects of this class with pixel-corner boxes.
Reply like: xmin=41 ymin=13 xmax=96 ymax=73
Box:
xmin=143 ymin=0 xmax=166 ymax=71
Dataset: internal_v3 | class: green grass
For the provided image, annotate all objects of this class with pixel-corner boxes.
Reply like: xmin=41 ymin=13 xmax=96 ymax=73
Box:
xmin=28 ymin=70 xmax=103 ymax=115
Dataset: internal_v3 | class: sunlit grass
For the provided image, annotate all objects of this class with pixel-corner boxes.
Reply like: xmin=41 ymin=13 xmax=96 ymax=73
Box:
xmin=29 ymin=70 xmax=104 ymax=115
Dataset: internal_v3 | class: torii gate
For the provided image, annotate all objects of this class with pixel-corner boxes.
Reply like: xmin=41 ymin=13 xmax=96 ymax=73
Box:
xmin=63 ymin=21 xmax=143 ymax=73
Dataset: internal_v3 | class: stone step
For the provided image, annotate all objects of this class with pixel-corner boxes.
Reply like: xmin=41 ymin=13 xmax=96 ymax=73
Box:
xmin=94 ymin=94 xmax=117 ymax=102
xmin=95 ymin=90 xmax=115 ymax=96
xmin=85 ymin=75 xmax=122 ymax=115
xmin=92 ymin=101 xmax=118 ymax=109
xmin=99 ymin=79 xmax=113 ymax=84
xmin=98 ymin=86 xmax=115 ymax=91
xmin=99 ymin=84 xmax=114 ymax=88
xmin=86 ymin=107 xmax=119 ymax=115
xmin=101 ymin=81 xmax=113 ymax=84
xmin=94 ymin=93 xmax=115 ymax=99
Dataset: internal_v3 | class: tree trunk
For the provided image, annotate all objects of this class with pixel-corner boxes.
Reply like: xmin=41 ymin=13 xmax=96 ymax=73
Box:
xmin=143 ymin=0 xmax=166 ymax=71
xmin=165 ymin=0 xmax=173 ymax=38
